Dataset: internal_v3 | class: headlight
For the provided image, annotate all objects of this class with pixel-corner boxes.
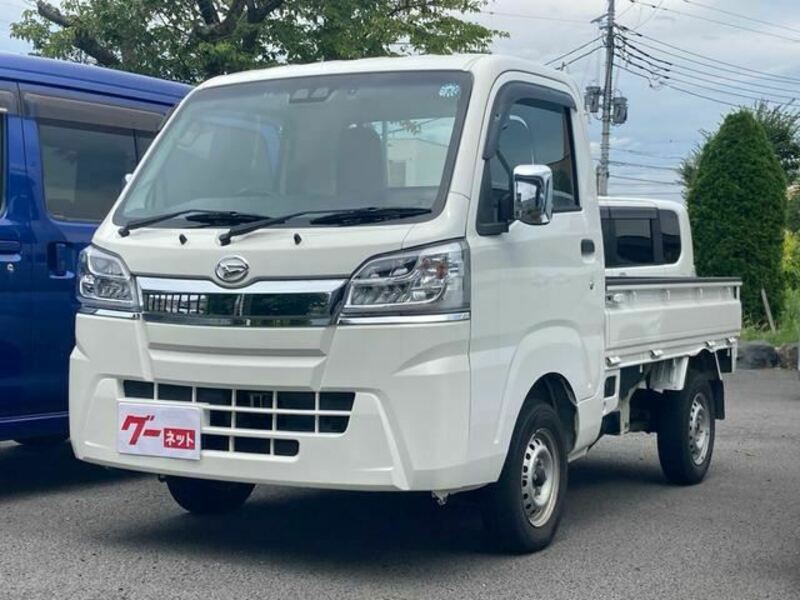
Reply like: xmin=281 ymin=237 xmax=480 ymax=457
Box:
xmin=77 ymin=246 xmax=139 ymax=311
xmin=341 ymin=240 xmax=469 ymax=318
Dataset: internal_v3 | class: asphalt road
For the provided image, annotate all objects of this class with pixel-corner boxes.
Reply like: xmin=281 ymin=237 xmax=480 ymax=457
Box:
xmin=1 ymin=369 xmax=798 ymax=600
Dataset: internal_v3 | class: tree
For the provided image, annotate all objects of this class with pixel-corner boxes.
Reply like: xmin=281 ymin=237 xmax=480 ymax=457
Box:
xmin=687 ymin=110 xmax=787 ymax=322
xmin=11 ymin=0 xmax=503 ymax=83
xmin=680 ymin=101 xmax=800 ymax=190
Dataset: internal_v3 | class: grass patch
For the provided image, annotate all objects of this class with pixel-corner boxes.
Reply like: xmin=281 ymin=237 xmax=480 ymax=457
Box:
xmin=741 ymin=288 xmax=800 ymax=345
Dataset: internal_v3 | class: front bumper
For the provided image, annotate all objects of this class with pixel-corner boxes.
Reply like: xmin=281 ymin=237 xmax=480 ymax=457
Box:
xmin=70 ymin=314 xmax=476 ymax=491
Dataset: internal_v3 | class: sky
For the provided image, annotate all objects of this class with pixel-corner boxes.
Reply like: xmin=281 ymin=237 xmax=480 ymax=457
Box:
xmin=2 ymin=0 xmax=800 ymax=201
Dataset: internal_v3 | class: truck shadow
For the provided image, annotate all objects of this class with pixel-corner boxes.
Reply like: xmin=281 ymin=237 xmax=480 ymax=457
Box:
xmin=100 ymin=453 xmax=677 ymax=571
xmin=0 ymin=441 xmax=140 ymax=502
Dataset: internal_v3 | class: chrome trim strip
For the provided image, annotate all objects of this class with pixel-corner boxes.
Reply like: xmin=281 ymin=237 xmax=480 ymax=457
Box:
xmin=142 ymin=314 xmax=330 ymax=327
xmin=138 ymin=276 xmax=347 ymax=295
xmin=338 ymin=311 xmax=470 ymax=325
xmin=79 ymin=307 xmax=140 ymax=320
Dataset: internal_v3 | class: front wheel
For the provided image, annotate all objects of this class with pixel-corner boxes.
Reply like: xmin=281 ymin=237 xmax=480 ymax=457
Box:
xmin=165 ymin=476 xmax=255 ymax=515
xmin=657 ymin=370 xmax=716 ymax=485
xmin=481 ymin=401 xmax=568 ymax=553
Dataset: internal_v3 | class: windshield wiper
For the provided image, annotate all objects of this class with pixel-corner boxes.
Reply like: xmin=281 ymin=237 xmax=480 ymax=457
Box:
xmin=219 ymin=207 xmax=433 ymax=246
xmin=184 ymin=211 xmax=265 ymax=226
xmin=118 ymin=209 xmax=265 ymax=237
xmin=219 ymin=209 xmax=338 ymax=246
xmin=309 ymin=206 xmax=431 ymax=226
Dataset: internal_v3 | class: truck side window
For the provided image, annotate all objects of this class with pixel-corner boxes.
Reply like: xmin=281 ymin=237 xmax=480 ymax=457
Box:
xmin=660 ymin=209 xmax=681 ymax=263
xmin=615 ymin=218 xmax=654 ymax=264
xmin=478 ymin=98 xmax=578 ymax=230
xmin=39 ymin=120 xmax=137 ymax=222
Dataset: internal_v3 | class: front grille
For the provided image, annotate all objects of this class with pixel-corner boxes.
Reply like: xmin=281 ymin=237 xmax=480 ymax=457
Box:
xmin=122 ymin=380 xmax=355 ymax=457
xmin=137 ymin=277 xmax=346 ymax=327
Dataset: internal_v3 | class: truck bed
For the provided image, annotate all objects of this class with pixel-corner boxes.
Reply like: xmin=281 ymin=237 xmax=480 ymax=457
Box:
xmin=605 ymin=276 xmax=742 ymax=368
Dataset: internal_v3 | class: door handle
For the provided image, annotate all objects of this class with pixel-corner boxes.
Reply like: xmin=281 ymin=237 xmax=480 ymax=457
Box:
xmin=48 ymin=242 xmax=71 ymax=276
xmin=0 ymin=240 xmax=21 ymax=255
xmin=581 ymin=239 xmax=596 ymax=256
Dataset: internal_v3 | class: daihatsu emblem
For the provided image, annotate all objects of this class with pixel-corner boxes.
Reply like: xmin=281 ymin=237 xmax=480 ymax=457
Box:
xmin=215 ymin=256 xmax=249 ymax=284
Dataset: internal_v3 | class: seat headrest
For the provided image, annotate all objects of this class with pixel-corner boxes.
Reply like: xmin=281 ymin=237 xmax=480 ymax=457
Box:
xmin=337 ymin=125 xmax=386 ymax=201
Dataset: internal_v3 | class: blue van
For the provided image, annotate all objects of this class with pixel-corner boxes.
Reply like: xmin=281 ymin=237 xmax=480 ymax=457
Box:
xmin=0 ymin=54 xmax=189 ymax=445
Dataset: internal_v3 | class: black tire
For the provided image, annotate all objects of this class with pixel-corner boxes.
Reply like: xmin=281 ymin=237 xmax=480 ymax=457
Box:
xmin=481 ymin=401 xmax=568 ymax=554
xmin=14 ymin=434 xmax=68 ymax=447
xmin=165 ymin=476 xmax=255 ymax=515
xmin=657 ymin=370 xmax=716 ymax=485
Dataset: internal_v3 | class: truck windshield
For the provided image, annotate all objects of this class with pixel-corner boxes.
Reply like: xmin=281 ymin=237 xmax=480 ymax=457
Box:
xmin=115 ymin=71 xmax=471 ymax=228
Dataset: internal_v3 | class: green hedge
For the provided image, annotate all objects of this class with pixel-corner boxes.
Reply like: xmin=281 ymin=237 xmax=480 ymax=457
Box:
xmin=687 ymin=110 xmax=787 ymax=322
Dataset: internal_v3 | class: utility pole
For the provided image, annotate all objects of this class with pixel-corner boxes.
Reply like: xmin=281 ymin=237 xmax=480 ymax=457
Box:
xmin=597 ymin=0 xmax=616 ymax=196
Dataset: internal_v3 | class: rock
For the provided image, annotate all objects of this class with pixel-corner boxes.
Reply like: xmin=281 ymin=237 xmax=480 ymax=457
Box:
xmin=776 ymin=343 xmax=799 ymax=369
xmin=737 ymin=341 xmax=780 ymax=369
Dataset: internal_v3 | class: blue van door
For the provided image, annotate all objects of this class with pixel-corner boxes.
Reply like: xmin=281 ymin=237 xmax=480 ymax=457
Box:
xmin=19 ymin=86 xmax=165 ymax=416
xmin=0 ymin=83 xmax=36 ymax=421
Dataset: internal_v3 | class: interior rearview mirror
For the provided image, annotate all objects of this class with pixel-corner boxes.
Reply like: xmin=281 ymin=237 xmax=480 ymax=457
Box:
xmin=513 ymin=164 xmax=553 ymax=226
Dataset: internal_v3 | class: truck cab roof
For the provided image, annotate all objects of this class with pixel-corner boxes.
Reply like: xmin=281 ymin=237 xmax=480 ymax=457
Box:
xmin=199 ymin=53 xmax=580 ymax=96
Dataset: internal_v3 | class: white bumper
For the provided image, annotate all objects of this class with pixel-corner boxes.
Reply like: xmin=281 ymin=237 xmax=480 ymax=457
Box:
xmin=70 ymin=314 xmax=478 ymax=491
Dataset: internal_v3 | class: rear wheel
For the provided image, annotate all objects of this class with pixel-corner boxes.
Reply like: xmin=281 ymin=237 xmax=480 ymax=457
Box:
xmin=657 ymin=370 xmax=716 ymax=485
xmin=165 ymin=476 xmax=255 ymax=514
xmin=481 ymin=401 xmax=568 ymax=553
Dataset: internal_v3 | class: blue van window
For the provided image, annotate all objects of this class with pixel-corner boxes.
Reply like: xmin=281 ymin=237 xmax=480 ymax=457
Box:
xmin=0 ymin=115 xmax=5 ymax=214
xmin=39 ymin=121 xmax=137 ymax=222
xmin=135 ymin=131 xmax=156 ymax=160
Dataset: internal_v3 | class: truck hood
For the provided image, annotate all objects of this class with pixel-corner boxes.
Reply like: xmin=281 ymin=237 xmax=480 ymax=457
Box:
xmin=93 ymin=194 xmax=469 ymax=281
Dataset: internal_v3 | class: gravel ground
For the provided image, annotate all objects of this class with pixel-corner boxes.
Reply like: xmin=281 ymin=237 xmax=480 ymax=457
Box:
xmin=1 ymin=369 xmax=798 ymax=599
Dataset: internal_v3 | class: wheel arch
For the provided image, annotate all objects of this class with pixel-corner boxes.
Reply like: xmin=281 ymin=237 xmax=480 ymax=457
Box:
xmin=519 ymin=373 xmax=578 ymax=453
xmin=689 ymin=350 xmax=725 ymax=420
xmin=504 ymin=372 xmax=578 ymax=454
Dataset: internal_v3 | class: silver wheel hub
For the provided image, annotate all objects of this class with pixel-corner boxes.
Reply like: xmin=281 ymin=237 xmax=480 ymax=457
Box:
xmin=688 ymin=393 xmax=710 ymax=465
xmin=521 ymin=428 xmax=560 ymax=527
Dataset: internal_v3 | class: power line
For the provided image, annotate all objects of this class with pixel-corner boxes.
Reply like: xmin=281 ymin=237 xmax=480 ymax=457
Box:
xmin=478 ymin=10 xmax=590 ymax=25
xmin=610 ymin=147 xmax=685 ymax=160
xmin=620 ymin=62 xmax=741 ymax=107
xmin=679 ymin=0 xmax=800 ymax=37
xmin=616 ymin=62 xmax=743 ymax=107
xmin=628 ymin=0 xmax=664 ymax=31
xmin=608 ymin=159 xmax=679 ymax=171
xmin=545 ymin=36 xmax=602 ymax=66
xmin=554 ymin=46 xmax=604 ymax=70
xmin=627 ymin=0 xmax=800 ymax=44
xmin=615 ymin=49 xmax=800 ymax=104
xmin=619 ymin=26 xmax=800 ymax=85
xmin=611 ymin=174 xmax=683 ymax=185
xmin=618 ymin=36 xmax=800 ymax=96
xmin=616 ymin=60 xmax=797 ymax=106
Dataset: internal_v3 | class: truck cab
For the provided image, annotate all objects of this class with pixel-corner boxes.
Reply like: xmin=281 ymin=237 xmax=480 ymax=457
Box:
xmin=600 ymin=196 xmax=694 ymax=278
xmin=0 ymin=54 xmax=189 ymax=444
xmin=69 ymin=55 xmax=740 ymax=553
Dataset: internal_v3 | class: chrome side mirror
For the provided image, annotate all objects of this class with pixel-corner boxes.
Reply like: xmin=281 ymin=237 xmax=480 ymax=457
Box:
xmin=124 ymin=173 xmax=133 ymax=184
xmin=513 ymin=164 xmax=553 ymax=226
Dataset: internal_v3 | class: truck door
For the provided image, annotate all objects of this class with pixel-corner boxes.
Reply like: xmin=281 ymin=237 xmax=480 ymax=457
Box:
xmin=0 ymin=83 xmax=35 ymax=418
xmin=468 ymin=77 xmax=605 ymax=456
xmin=19 ymin=86 xmax=164 ymax=415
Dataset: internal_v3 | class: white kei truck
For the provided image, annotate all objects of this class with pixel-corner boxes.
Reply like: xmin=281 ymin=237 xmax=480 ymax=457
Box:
xmin=70 ymin=54 xmax=742 ymax=553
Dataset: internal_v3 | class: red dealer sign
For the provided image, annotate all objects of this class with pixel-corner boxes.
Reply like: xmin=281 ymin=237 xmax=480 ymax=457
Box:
xmin=117 ymin=403 xmax=202 ymax=460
